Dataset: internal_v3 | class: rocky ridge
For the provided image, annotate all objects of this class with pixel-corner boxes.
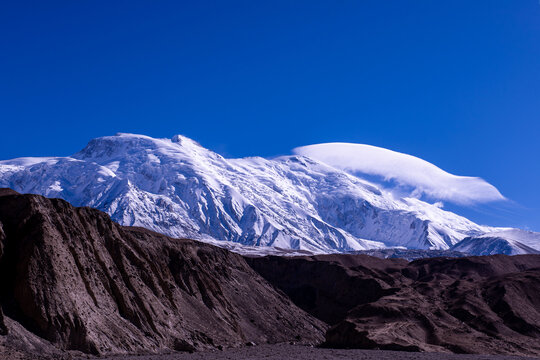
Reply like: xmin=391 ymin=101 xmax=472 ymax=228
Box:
xmin=0 ymin=189 xmax=325 ymax=356
xmin=1 ymin=189 xmax=539 ymax=358
xmin=247 ymin=253 xmax=540 ymax=356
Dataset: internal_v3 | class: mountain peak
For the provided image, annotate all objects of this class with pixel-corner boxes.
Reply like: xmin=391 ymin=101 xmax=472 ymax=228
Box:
xmin=171 ymin=134 xmax=199 ymax=146
xmin=73 ymin=133 xmax=212 ymax=162
xmin=0 ymin=133 xmax=538 ymax=255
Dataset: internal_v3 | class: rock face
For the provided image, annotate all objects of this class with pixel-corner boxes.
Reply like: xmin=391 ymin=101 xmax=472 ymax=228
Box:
xmin=0 ymin=190 xmax=325 ymax=356
xmin=247 ymin=254 xmax=540 ymax=356
xmin=2 ymin=189 xmax=539 ymax=357
xmin=247 ymin=255 xmax=408 ymax=326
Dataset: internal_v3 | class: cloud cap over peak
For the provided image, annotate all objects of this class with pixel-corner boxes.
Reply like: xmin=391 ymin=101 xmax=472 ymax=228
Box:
xmin=293 ymin=143 xmax=505 ymax=205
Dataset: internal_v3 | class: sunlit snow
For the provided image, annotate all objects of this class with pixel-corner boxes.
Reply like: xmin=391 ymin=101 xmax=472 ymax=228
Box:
xmin=0 ymin=133 xmax=535 ymax=255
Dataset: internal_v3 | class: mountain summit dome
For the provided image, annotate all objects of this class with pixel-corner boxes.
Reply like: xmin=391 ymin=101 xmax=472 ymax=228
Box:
xmin=0 ymin=133 xmax=538 ymax=254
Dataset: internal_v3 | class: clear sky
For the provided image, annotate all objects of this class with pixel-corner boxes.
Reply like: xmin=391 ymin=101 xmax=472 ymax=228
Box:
xmin=1 ymin=1 xmax=539 ymax=230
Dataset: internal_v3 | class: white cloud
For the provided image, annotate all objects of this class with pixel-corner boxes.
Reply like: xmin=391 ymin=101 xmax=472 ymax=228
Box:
xmin=293 ymin=143 xmax=506 ymax=205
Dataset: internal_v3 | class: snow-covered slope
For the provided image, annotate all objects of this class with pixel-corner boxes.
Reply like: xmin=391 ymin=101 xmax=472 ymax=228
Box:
xmin=0 ymin=133 xmax=533 ymax=254
xmin=450 ymin=229 xmax=540 ymax=255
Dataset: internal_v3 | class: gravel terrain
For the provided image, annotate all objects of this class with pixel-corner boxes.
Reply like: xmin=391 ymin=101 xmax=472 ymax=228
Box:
xmin=86 ymin=344 xmax=540 ymax=360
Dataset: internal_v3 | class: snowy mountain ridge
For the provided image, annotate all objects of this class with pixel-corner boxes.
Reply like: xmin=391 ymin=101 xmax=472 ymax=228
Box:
xmin=450 ymin=228 xmax=540 ymax=255
xmin=0 ymin=133 xmax=537 ymax=254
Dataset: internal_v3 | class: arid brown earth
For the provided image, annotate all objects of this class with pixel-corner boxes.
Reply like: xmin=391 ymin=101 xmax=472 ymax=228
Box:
xmin=0 ymin=190 xmax=325 ymax=357
xmin=1 ymin=189 xmax=540 ymax=359
xmin=247 ymin=254 xmax=540 ymax=356
xmin=92 ymin=343 xmax=540 ymax=360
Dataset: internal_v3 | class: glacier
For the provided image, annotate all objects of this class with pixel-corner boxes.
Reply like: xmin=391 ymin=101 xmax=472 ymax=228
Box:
xmin=0 ymin=133 xmax=537 ymax=254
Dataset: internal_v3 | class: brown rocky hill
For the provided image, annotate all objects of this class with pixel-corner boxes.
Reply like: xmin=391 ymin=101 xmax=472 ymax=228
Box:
xmin=247 ymin=254 xmax=540 ymax=356
xmin=0 ymin=190 xmax=325 ymax=356
xmin=2 ymin=188 xmax=539 ymax=358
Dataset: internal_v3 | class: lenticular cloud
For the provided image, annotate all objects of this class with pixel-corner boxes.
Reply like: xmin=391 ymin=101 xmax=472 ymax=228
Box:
xmin=293 ymin=143 xmax=505 ymax=205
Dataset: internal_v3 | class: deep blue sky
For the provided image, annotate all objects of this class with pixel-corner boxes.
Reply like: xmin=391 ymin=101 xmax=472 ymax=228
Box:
xmin=1 ymin=1 xmax=539 ymax=230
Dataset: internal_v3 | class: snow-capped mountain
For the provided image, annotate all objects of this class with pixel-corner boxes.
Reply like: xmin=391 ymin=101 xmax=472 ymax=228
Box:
xmin=450 ymin=229 xmax=540 ymax=255
xmin=0 ymin=133 xmax=535 ymax=254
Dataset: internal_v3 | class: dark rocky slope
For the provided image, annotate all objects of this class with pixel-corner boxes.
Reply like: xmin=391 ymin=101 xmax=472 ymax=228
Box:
xmin=2 ymin=188 xmax=539 ymax=358
xmin=0 ymin=190 xmax=325 ymax=356
xmin=247 ymin=254 xmax=540 ymax=356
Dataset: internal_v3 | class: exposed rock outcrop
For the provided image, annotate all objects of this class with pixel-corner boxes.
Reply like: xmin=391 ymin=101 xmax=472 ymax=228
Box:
xmin=248 ymin=254 xmax=540 ymax=356
xmin=2 ymin=188 xmax=539 ymax=357
xmin=0 ymin=190 xmax=325 ymax=356
xmin=247 ymin=255 xmax=407 ymax=325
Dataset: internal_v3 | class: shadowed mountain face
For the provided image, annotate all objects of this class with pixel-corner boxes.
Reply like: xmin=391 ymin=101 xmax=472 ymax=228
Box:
xmin=247 ymin=254 xmax=540 ymax=356
xmin=0 ymin=190 xmax=325 ymax=356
